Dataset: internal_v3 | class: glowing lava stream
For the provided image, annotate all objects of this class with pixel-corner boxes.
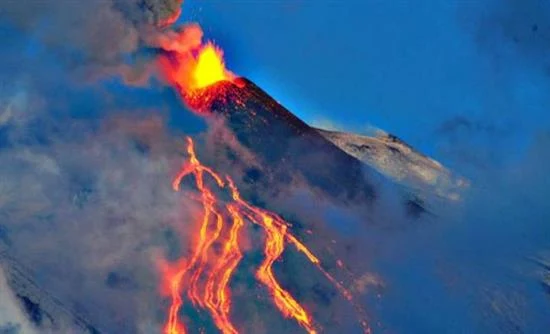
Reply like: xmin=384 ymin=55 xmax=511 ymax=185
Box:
xmin=162 ymin=137 xmax=369 ymax=334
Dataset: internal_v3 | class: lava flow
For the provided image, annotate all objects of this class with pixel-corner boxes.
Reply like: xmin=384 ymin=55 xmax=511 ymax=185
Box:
xmin=161 ymin=137 xmax=370 ymax=334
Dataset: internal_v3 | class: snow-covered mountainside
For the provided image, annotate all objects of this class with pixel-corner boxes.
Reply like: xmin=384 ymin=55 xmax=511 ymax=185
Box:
xmin=316 ymin=128 xmax=469 ymax=201
xmin=0 ymin=252 xmax=99 ymax=333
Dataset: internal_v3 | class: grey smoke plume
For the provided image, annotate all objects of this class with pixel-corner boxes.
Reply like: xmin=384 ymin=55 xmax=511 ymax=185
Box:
xmin=116 ymin=0 xmax=184 ymax=26
xmin=0 ymin=0 xmax=186 ymax=82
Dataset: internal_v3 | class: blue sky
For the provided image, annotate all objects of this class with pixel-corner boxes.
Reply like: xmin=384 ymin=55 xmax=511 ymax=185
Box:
xmin=178 ymin=0 xmax=550 ymax=165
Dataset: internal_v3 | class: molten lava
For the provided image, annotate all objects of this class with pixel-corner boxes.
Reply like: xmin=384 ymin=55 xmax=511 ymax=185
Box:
xmin=193 ymin=43 xmax=231 ymax=89
xmin=161 ymin=137 xmax=370 ymax=334
xmin=160 ymin=41 xmax=234 ymax=105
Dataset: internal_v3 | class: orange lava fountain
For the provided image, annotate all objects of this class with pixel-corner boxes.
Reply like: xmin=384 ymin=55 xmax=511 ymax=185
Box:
xmin=161 ymin=137 xmax=370 ymax=334
xmin=193 ymin=43 xmax=231 ymax=89
xmin=160 ymin=41 xmax=234 ymax=98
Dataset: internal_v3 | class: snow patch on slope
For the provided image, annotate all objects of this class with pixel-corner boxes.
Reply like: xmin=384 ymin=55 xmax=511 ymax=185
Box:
xmin=316 ymin=127 xmax=468 ymax=201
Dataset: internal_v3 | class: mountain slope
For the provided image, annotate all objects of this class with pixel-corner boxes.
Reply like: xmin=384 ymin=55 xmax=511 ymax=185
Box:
xmin=316 ymin=128 xmax=468 ymax=201
xmin=189 ymin=77 xmax=464 ymax=208
xmin=0 ymin=252 xmax=100 ymax=333
xmin=189 ymin=77 xmax=379 ymax=203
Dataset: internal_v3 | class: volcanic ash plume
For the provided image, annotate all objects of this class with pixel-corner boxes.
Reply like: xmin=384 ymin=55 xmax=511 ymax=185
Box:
xmin=0 ymin=0 xmax=185 ymax=81
xmin=145 ymin=23 xmax=204 ymax=54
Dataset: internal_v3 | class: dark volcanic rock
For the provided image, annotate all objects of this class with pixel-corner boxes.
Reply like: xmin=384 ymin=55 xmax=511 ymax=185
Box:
xmin=191 ymin=78 xmax=377 ymax=203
